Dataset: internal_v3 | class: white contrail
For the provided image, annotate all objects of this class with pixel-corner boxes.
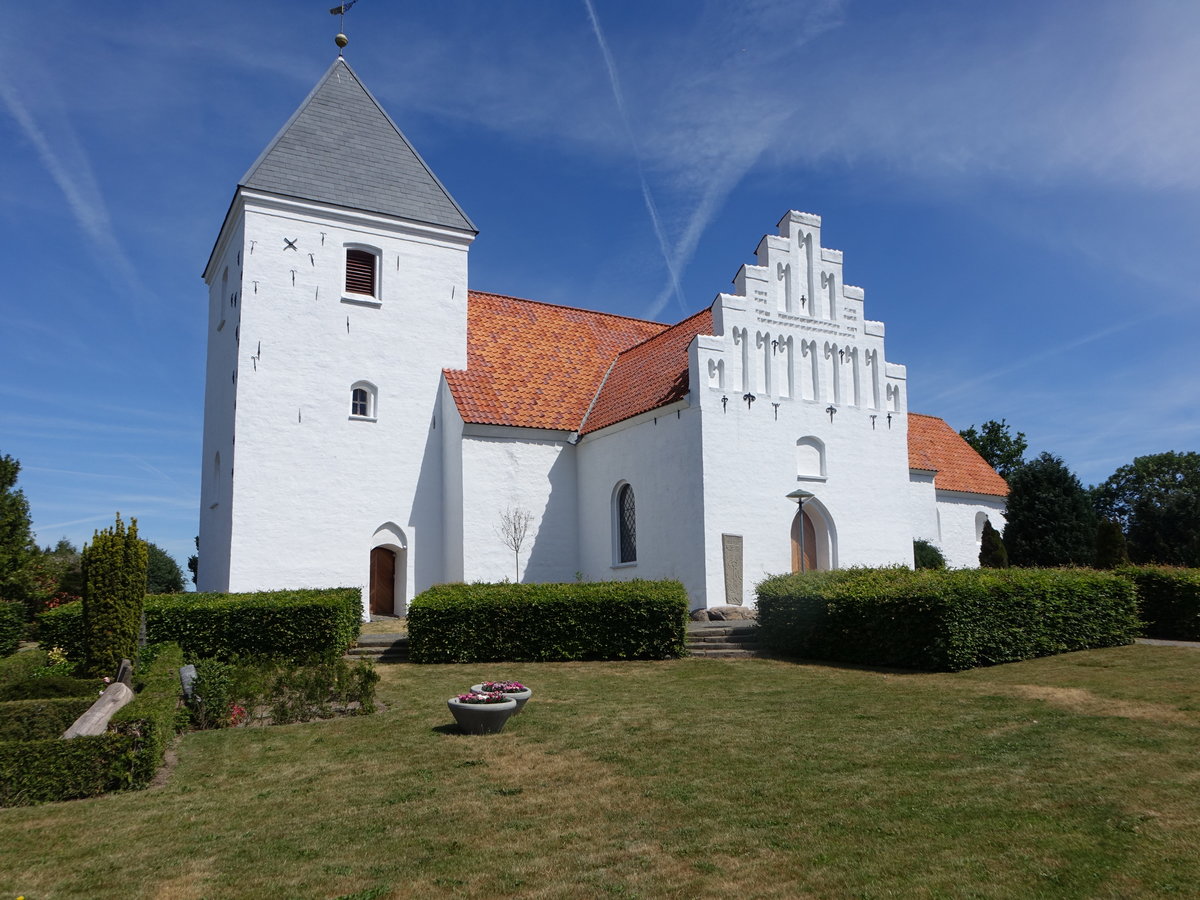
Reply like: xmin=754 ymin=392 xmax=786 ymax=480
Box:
xmin=0 ymin=78 xmax=143 ymax=293
xmin=582 ymin=0 xmax=688 ymax=316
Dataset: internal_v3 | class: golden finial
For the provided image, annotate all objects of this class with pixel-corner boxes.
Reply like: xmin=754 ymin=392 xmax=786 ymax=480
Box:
xmin=329 ymin=1 xmax=358 ymax=55
xmin=335 ymin=33 xmax=349 ymax=50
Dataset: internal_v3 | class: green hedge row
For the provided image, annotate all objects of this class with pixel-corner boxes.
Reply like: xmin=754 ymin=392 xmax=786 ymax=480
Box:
xmin=38 ymin=589 xmax=362 ymax=663
xmin=0 ymin=602 xmax=22 ymax=657
xmin=408 ymin=580 xmax=689 ymax=663
xmin=0 ymin=649 xmax=45 ymax=689
xmin=0 ymin=643 xmax=186 ymax=806
xmin=0 ymin=697 xmax=95 ymax=741
xmin=1120 ymin=566 xmax=1200 ymax=641
xmin=756 ymin=568 xmax=1140 ymax=672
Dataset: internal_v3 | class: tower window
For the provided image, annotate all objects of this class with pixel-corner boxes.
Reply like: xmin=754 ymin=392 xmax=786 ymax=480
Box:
xmin=345 ymin=249 xmax=377 ymax=297
xmin=350 ymin=381 xmax=378 ymax=420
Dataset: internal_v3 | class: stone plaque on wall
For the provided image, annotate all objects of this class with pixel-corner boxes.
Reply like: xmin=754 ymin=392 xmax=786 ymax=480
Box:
xmin=722 ymin=533 xmax=744 ymax=606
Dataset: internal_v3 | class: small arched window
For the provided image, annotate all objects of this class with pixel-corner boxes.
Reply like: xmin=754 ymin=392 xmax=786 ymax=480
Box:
xmin=350 ymin=381 xmax=377 ymax=420
xmin=615 ymin=482 xmax=637 ymax=564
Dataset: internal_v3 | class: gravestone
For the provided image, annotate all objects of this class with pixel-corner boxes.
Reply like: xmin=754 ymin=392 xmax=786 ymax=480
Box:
xmin=722 ymin=534 xmax=743 ymax=606
xmin=179 ymin=664 xmax=197 ymax=701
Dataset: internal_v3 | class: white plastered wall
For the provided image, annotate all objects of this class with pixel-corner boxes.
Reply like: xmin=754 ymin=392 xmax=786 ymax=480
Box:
xmin=458 ymin=427 xmax=580 ymax=584
xmin=200 ymin=190 xmax=472 ymax=617
xmin=935 ymin=492 xmax=1007 ymax=569
xmin=694 ymin=211 xmax=915 ymax=606
xmin=576 ymin=405 xmax=708 ymax=607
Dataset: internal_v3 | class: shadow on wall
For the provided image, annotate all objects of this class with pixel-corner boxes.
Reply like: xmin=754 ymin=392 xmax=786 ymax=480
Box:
xmin=520 ymin=450 xmax=580 ymax=583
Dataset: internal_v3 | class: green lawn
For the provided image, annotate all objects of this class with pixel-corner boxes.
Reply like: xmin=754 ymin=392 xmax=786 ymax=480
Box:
xmin=3 ymin=645 xmax=1199 ymax=898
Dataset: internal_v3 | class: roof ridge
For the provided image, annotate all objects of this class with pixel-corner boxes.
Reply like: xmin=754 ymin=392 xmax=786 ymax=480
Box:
xmin=468 ymin=290 xmax=670 ymax=328
xmin=607 ymin=303 xmax=714 ymax=358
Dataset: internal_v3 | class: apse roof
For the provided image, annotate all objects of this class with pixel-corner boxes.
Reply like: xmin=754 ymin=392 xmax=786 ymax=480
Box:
xmin=240 ymin=57 xmax=474 ymax=232
xmin=907 ymin=413 xmax=1009 ymax=497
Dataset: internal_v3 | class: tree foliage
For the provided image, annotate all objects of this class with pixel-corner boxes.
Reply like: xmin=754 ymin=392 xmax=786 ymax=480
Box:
xmin=913 ymin=539 xmax=946 ymax=570
xmin=82 ymin=514 xmax=148 ymax=677
xmin=0 ymin=455 xmax=37 ymax=607
xmin=1094 ymin=519 xmax=1131 ymax=569
xmin=1003 ymin=452 xmax=1096 ymax=567
xmin=1092 ymin=451 xmax=1200 ymax=566
xmin=978 ymin=519 xmax=1008 ymax=568
xmin=146 ymin=542 xmax=185 ymax=594
xmin=958 ymin=419 xmax=1027 ymax=479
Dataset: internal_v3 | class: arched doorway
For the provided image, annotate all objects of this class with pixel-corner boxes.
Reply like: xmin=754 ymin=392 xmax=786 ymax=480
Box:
xmin=790 ymin=509 xmax=818 ymax=572
xmin=369 ymin=523 xmax=408 ymax=617
xmin=790 ymin=501 xmax=835 ymax=572
xmin=369 ymin=547 xmax=396 ymax=616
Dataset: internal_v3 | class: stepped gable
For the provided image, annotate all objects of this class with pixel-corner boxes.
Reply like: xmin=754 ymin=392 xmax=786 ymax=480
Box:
xmin=907 ymin=413 xmax=1009 ymax=497
xmin=445 ymin=292 xmax=666 ymax=431
xmin=581 ymin=306 xmax=715 ymax=434
xmin=240 ymin=58 xmax=474 ymax=232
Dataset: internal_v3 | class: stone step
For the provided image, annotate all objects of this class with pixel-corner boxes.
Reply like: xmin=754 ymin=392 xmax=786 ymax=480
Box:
xmin=688 ymin=648 xmax=762 ymax=659
xmin=688 ymin=631 xmax=760 ymax=643
xmin=347 ymin=634 xmax=410 ymax=663
xmin=687 ymin=640 xmax=760 ymax=651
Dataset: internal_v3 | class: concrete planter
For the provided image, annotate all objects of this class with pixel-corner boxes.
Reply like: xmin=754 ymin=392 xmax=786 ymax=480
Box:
xmin=470 ymin=684 xmax=532 ymax=714
xmin=447 ymin=697 xmax=517 ymax=734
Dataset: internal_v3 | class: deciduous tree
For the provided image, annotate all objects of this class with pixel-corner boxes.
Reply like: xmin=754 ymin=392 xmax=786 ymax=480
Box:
xmin=1093 ymin=451 xmax=1200 ymax=566
xmin=959 ymin=419 xmax=1028 ymax=479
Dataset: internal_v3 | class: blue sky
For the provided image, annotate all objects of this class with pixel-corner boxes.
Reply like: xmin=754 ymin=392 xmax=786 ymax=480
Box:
xmin=3 ymin=1 xmax=1198 ymax=575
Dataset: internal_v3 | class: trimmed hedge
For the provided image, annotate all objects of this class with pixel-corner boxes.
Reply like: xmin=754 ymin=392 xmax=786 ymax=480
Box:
xmin=0 ymin=697 xmax=94 ymax=741
xmin=0 ymin=643 xmax=186 ymax=806
xmin=38 ymin=588 xmax=362 ymax=663
xmin=756 ymin=567 xmax=1139 ymax=672
xmin=1121 ymin=566 xmax=1200 ymax=641
xmin=408 ymin=580 xmax=689 ymax=663
xmin=0 ymin=602 xmax=22 ymax=657
xmin=0 ymin=649 xmax=48 ymax=689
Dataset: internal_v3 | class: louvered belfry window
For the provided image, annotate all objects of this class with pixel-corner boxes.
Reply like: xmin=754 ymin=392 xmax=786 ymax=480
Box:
xmin=618 ymin=483 xmax=637 ymax=563
xmin=345 ymin=249 xmax=376 ymax=296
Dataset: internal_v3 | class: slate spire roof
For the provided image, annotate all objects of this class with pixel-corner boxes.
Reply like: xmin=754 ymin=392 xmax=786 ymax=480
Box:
xmin=240 ymin=57 xmax=475 ymax=232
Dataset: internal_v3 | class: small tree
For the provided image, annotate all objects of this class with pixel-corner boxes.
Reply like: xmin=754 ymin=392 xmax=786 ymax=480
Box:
xmin=913 ymin=539 xmax=946 ymax=569
xmin=1094 ymin=519 xmax=1131 ymax=569
xmin=187 ymin=535 xmax=199 ymax=587
xmin=0 ymin=454 xmax=37 ymax=611
xmin=82 ymin=514 xmax=148 ymax=677
xmin=978 ymin=519 xmax=1008 ymax=568
xmin=146 ymin=542 xmax=185 ymax=593
xmin=495 ymin=506 xmax=534 ymax=582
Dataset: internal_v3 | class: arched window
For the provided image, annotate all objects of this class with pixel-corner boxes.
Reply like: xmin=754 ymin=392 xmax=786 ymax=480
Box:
xmin=344 ymin=246 xmax=380 ymax=299
xmin=350 ymin=381 xmax=377 ymax=420
xmin=614 ymin=482 xmax=637 ymax=564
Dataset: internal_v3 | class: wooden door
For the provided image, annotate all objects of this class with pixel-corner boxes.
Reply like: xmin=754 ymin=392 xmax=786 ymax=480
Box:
xmin=369 ymin=547 xmax=395 ymax=616
xmin=790 ymin=509 xmax=817 ymax=573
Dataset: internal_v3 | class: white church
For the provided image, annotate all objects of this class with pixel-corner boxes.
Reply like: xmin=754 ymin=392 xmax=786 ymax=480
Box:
xmin=198 ymin=58 xmax=1007 ymax=616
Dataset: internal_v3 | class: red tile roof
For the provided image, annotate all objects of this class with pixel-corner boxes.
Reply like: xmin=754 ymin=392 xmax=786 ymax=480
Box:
xmin=444 ymin=291 xmax=667 ymax=431
xmin=907 ymin=413 xmax=1009 ymax=497
xmin=581 ymin=307 xmax=714 ymax=434
xmin=447 ymin=294 xmax=1008 ymax=500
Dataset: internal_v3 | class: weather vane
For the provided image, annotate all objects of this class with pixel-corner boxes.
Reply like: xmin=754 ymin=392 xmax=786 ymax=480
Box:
xmin=330 ymin=0 xmax=359 ymax=53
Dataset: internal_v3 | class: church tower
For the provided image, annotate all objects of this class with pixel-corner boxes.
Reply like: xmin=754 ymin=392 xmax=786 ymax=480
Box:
xmin=198 ymin=57 xmax=476 ymax=614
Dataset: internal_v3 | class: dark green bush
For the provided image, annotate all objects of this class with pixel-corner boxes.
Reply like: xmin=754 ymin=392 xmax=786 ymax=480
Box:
xmin=38 ymin=588 xmax=361 ymax=663
xmin=0 ymin=602 xmax=21 ymax=656
xmin=913 ymin=540 xmax=946 ymax=570
xmin=0 ymin=648 xmax=47 ymax=688
xmin=82 ymin=514 xmax=148 ymax=677
xmin=0 ymin=675 xmax=98 ymax=701
xmin=1120 ymin=566 xmax=1200 ymax=641
xmin=979 ymin=520 xmax=1009 ymax=568
xmin=0 ymin=697 xmax=94 ymax=741
xmin=0 ymin=642 xmax=185 ymax=806
xmin=408 ymin=580 xmax=688 ymax=664
xmin=756 ymin=567 xmax=1139 ymax=672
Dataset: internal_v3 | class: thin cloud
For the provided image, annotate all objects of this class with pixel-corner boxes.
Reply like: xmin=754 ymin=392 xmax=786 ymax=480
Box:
xmin=0 ymin=77 xmax=145 ymax=297
xmin=582 ymin=0 xmax=687 ymax=316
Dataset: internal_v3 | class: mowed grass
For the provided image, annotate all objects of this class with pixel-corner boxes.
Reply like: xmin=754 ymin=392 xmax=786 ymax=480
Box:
xmin=3 ymin=646 xmax=1199 ymax=899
